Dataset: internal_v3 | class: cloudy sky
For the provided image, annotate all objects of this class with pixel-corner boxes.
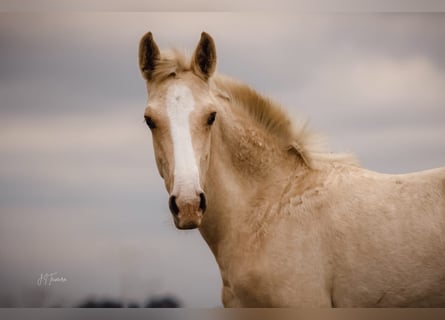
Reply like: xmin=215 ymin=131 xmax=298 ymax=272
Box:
xmin=0 ymin=12 xmax=444 ymax=307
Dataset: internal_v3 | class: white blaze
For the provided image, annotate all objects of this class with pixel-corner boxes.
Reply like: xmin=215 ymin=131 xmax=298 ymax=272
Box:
xmin=166 ymin=84 xmax=200 ymax=196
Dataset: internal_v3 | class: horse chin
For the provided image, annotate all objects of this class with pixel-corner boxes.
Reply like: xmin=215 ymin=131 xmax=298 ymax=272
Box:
xmin=173 ymin=217 xmax=202 ymax=230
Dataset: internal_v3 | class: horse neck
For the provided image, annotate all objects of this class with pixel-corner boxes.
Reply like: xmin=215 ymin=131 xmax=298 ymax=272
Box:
xmin=199 ymin=99 xmax=304 ymax=259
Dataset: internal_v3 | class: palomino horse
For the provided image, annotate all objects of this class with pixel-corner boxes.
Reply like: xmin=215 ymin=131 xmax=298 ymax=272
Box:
xmin=138 ymin=32 xmax=445 ymax=307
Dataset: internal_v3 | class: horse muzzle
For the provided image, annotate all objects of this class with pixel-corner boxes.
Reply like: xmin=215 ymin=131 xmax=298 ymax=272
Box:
xmin=169 ymin=192 xmax=206 ymax=230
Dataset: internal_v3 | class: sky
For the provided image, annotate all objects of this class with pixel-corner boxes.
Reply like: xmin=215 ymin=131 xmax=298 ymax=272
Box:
xmin=0 ymin=12 xmax=444 ymax=307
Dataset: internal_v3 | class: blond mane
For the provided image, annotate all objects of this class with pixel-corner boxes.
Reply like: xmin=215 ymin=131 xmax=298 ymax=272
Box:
xmin=153 ymin=49 xmax=358 ymax=168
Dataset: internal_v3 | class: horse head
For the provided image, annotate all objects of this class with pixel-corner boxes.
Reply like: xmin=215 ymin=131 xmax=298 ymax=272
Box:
xmin=138 ymin=32 xmax=218 ymax=229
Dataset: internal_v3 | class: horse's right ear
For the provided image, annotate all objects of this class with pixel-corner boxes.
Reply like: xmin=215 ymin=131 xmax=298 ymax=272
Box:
xmin=138 ymin=32 xmax=160 ymax=81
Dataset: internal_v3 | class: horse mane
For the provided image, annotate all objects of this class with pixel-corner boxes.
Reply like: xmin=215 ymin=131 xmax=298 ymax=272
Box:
xmin=154 ymin=49 xmax=358 ymax=168
xmin=211 ymin=75 xmax=358 ymax=167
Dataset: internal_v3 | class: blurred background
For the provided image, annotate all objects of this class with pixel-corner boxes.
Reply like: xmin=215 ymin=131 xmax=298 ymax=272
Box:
xmin=0 ymin=12 xmax=444 ymax=307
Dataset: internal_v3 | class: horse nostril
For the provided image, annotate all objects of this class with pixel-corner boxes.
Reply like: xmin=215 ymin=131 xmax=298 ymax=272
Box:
xmin=199 ymin=192 xmax=207 ymax=213
xmin=169 ymin=195 xmax=179 ymax=216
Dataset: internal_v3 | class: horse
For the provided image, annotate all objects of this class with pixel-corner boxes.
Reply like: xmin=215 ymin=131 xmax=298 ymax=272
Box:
xmin=137 ymin=31 xmax=445 ymax=307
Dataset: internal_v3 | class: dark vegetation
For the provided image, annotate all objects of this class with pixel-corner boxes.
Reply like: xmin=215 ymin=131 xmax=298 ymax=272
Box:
xmin=77 ymin=295 xmax=182 ymax=308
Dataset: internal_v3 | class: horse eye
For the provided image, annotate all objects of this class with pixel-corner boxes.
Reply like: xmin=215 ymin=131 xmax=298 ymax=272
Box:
xmin=207 ymin=112 xmax=217 ymax=126
xmin=144 ymin=116 xmax=156 ymax=129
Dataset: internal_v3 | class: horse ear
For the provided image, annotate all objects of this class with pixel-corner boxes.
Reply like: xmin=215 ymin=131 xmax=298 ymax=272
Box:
xmin=192 ymin=32 xmax=217 ymax=80
xmin=139 ymin=32 xmax=160 ymax=81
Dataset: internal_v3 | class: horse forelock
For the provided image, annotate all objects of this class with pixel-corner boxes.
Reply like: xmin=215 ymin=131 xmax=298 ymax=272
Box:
xmin=151 ymin=49 xmax=192 ymax=82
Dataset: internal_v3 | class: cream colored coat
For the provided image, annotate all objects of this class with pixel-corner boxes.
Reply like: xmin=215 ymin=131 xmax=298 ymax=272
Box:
xmin=139 ymin=31 xmax=445 ymax=307
xmin=200 ymin=94 xmax=445 ymax=307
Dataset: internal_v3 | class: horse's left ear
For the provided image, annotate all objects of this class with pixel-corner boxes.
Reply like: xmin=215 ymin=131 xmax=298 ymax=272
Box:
xmin=192 ymin=32 xmax=217 ymax=80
